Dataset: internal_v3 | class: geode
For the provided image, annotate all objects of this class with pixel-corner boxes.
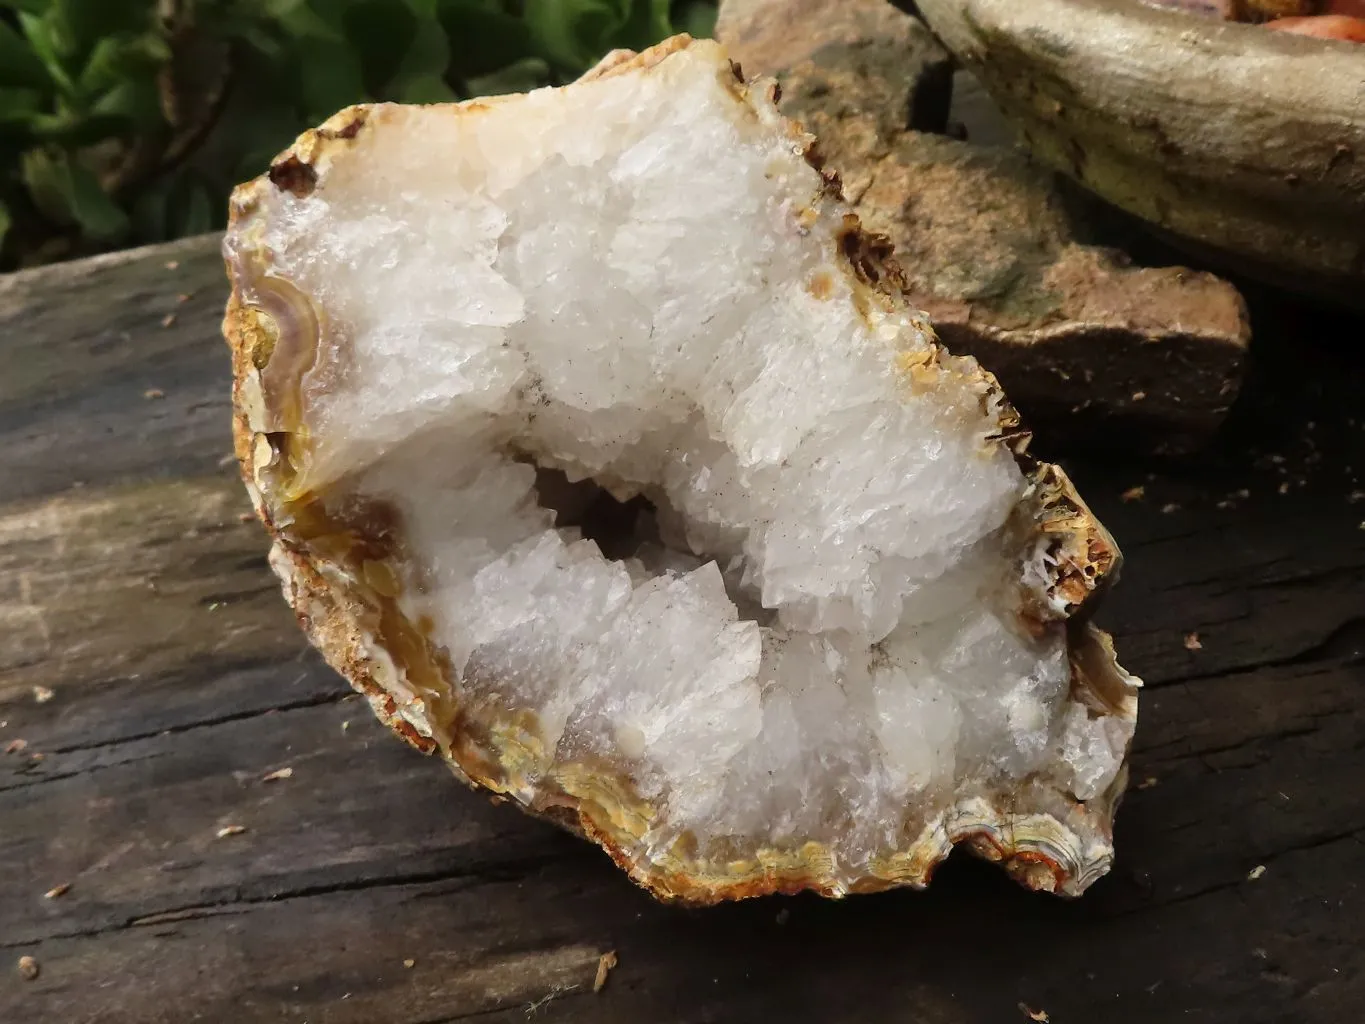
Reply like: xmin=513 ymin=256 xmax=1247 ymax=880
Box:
xmin=223 ymin=36 xmax=1140 ymax=903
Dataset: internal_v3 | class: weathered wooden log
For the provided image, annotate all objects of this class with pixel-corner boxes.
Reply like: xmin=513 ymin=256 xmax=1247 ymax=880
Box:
xmin=0 ymin=205 xmax=1362 ymax=1024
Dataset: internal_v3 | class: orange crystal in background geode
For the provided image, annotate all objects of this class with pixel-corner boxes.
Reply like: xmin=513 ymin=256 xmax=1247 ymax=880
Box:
xmin=1141 ymin=0 xmax=1365 ymax=39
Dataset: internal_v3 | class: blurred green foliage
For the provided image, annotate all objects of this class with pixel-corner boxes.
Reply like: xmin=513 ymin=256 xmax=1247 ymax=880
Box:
xmin=0 ymin=0 xmax=716 ymax=269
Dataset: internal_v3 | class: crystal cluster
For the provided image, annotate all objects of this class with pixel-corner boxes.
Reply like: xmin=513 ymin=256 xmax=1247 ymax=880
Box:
xmin=224 ymin=36 xmax=1139 ymax=901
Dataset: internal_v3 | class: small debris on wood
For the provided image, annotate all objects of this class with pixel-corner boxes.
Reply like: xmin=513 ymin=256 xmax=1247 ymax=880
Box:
xmin=1279 ymin=482 xmax=1290 ymax=495
xmin=30 ymin=751 xmax=44 ymax=762
xmin=5 ymin=738 xmax=28 ymax=755
xmin=32 ymin=686 xmax=54 ymax=703
xmin=594 ymin=951 xmax=619 ymax=993
xmin=1161 ymin=502 xmax=1181 ymax=514
xmin=1121 ymin=485 xmax=1146 ymax=503
xmin=526 ymin=984 xmax=578 ymax=1017
xmin=1137 ymin=776 xmax=1160 ymax=790
xmin=341 ymin=720 xmax=351 ymax=732
xmin=17 ymin=956 xmax=39 ymax=981
xmin=217 ymin=453 xmax=237 ymax=467
xmin=177 ymin=292 xmax=193 ymax=303
xmin=237 ymin=511 xmax=254 ymax=523
xmin=1184 ymin=632 xmax=1203 ymax=651
xmin=215 ymin=825 xmax=247 ymax=838
xmin=1132 ymin=391 xmax=1147 ymax=402
xmin=160 ymin=313 xmax=177 ymax=329
xmin=143 ymin=388 xmax=165 ymax=400
xmin=1248 ymin=864 xmax=1266 ymax=881
xmin=403 ymin=958 xmax=416 ymax=969
xmin=164 ymin=260 xmax=179 ymax=270
xmin=1019 ymin=1003 xmax=1050 ymax=1022
xmin=261 ymin=766 xmax=294 ymax=782
xmin=43 ymin=883 xmax=70 ymax=899
xmin=1350 ymin=490 xmax=1365 ymax=504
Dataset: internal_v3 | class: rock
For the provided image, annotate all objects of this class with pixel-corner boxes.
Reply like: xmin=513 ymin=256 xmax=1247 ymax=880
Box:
xmin=224 ymin=36 xmax=1137 ymax=904
xmin=717 ymin=0 xmax=1249 ymax=455
xmin=867 ymin=135 xmax=1250 ymax=455
xmin=716 ymin=0 xmax=955 ymax=168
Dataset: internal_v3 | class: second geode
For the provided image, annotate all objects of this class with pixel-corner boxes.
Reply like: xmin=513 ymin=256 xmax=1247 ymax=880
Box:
xmin=223 ymin=36 xmax=1140 ymax=903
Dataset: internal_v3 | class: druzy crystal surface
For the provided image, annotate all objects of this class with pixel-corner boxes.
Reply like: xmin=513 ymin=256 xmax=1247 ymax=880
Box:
xmin=225 ymin=37 xmax=1138 ymax=900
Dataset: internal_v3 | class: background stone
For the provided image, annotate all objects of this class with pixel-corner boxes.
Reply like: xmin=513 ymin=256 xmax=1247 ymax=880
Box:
xmin=717 ymin=0 xmax=1250 ymax=455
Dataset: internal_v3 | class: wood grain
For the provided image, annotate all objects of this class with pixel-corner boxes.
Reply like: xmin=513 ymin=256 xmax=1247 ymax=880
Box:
xmin=0 ymin=234 xmax=1362 ymax=1023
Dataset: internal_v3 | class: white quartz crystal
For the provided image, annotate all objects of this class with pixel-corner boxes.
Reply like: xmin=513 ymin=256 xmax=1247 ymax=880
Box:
xmin=240 ymin=42 xmax=1127 ymax=879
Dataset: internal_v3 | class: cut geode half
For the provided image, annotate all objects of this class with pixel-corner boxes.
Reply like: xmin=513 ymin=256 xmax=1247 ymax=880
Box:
xmin=223 ymin=35 xmax=1140 ymax=903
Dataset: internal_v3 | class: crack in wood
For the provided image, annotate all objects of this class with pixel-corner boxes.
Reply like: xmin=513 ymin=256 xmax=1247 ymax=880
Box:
xmin=1134 ymin=639 xmax=1363 ymax=692
xmin=1106 ymin=829 xmax=1365 ymax=924
xmin=0 ymin=749 xmax=170 ymax=793
xmin=36 ymin=687 xmax=350 ymax=758
xmin=0 ymin=852 xmax=571 ymax=950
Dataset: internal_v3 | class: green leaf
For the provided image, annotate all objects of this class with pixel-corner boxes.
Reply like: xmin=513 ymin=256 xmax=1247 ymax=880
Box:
xmin=438 ymin=0 xmax=536 ymax=81
xmin=396 ymin=71 xmax=458 ymax=103
xmin=0 ymin=18 xmax=52 ymax=89
xmin=256 ymin=0 xmax=310 ymax=17
xmin=19 ymin=12 xmax=78 ymax=96
xmin=27 ymin=110 xmax=130 ymax=145
xmin=20 ymin=147 xmax=72 ymax=224
xmin=227 ymin=21 xmax=290 ymax=59
xmin=522 ymin=0 xmax=674 ymax=74
xmin=465 ymin=56 xmax=550 ymax=98
xmin=0 ymin=86 xmax=44 ymax=122
xmin=607 ymin=0 xmax=672 ymax=53
xmin=55 ymin=0 xmax=150 ymax=58
xmin=90 ymin=77 xmax=163 ymax=129
xmin=67 ymin=159 xmax=128 ymax=239
xmin=270 ymin=1 xmax=343 ymax=44
xmin=342 ymin=0 xmax=419 ymax=95
xmin=201 ymin=76 xmax=303 ymax=181
xmin=384 ymin=12 xmax=450 ymax=101
xmin=672 ymin=1 xmax=716 ymax=38
xmin=20 ymin=146 xmax=128 ymax=239
xmin=524 ymin=0 xmax=620 ymax=73
xmin=0 ymin=1 xmax=53 ymax=14
xmin=3 ymin=0 xmax=711 ymax=268
xmin=295 ymin=38 xmax=366 ymax=118
xmin=307 ymin=0 xmax=357 ymax=28
xmin=79 ymin=33 xmax=172 ymax=95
